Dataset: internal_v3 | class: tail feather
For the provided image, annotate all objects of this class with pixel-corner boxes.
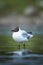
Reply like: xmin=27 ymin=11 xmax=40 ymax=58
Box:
xmin=27 ymin=32 xmax=32 ymax=34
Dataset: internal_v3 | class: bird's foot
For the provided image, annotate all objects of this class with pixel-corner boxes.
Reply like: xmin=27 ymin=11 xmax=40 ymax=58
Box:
xmin=23 ymin=44 xmax=25 ymax=49
xmin=18 ymin=44 xmax=20 ymax=50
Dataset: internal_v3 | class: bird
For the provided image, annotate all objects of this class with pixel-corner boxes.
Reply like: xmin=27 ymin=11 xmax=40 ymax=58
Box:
xmin=11 ymin=26 xmax=33 ymax=50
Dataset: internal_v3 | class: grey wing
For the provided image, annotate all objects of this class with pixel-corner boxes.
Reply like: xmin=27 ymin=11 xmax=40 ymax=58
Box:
xmin=22 ymin=32 xmax=33 ymax=39
xmin=22 ymin=32 xmax=30 ymax=39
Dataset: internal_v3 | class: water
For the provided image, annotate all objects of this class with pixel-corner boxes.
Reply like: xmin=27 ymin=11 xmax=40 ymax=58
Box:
xmin=0 ymin=53 xmax=43 ymax=65
xmin=0 ymin=25 xmax=43 ymax=35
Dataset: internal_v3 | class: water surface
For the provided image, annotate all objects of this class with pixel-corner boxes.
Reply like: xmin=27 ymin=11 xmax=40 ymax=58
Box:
xmin=0 ymin=53 xmax=43 ymax=65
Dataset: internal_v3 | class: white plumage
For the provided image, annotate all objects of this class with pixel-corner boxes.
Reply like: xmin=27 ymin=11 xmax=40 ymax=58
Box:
xmin=12 ymin=27 xmax=33 ymax=49
xmin=12 ymin=28 xmax=33 ymax=42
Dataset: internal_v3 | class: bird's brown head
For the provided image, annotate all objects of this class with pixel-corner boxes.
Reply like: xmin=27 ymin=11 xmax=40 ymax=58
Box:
xmin=11 ymin=26 xmax=19 ymax=32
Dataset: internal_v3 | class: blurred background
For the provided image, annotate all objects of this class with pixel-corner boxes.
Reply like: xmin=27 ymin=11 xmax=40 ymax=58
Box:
xmin=0 ymin=0 xmax=43 ymax=53
xmin=0 ymin=1 xmax=43 ymax=65
xmin=0 ymin=0 xmax=43 ymax=35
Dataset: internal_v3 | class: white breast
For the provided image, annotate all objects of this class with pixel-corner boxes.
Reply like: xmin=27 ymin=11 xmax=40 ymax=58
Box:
xmin=12 ymin=31 xmax=28 ymax=42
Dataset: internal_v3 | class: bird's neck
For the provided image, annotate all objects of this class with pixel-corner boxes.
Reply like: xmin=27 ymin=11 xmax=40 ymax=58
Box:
xmin=19 ymin=28 xmax=21 ymax=31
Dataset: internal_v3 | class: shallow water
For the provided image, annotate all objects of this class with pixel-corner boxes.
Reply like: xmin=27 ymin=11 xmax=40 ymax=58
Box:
xmin=0 ymin=53 xmax=43 ymax=65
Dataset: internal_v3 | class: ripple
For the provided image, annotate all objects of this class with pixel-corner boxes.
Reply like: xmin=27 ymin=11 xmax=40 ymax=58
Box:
xmin=0 ymin=51 xmax=43 ymax=65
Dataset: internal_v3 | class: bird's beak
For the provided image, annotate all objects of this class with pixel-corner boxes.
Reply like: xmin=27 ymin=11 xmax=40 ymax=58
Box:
xmin=11 ymin=30 xmax=14 ymax=32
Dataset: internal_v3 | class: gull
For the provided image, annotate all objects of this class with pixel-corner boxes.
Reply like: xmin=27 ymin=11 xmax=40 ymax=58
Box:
xmin=11 ymin=26 xmax=33 ymax=49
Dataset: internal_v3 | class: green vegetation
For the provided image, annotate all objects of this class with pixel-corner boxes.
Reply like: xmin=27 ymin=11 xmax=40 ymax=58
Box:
xmin=0 ymin=0 xmax=43 ymax=15
xmin=0 ymin=0 xmax=32 ymax=14
xmin=0 ymin=35 xmax=43 ymax=54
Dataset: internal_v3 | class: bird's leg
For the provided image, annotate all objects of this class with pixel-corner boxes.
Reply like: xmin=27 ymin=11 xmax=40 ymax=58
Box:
xmin=18 ymin=43 xmax=20 ymax=50
xmin=23 ymin=43 xmax=25 ymax=49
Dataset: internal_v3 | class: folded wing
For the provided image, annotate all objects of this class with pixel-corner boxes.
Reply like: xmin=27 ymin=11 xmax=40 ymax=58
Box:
xmin=21 ymin=30 xmax=33 ymax=39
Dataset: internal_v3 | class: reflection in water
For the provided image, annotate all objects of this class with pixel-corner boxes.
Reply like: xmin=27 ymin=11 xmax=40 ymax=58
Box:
xmin=0 ymin=53 xmax=43 ymax=65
